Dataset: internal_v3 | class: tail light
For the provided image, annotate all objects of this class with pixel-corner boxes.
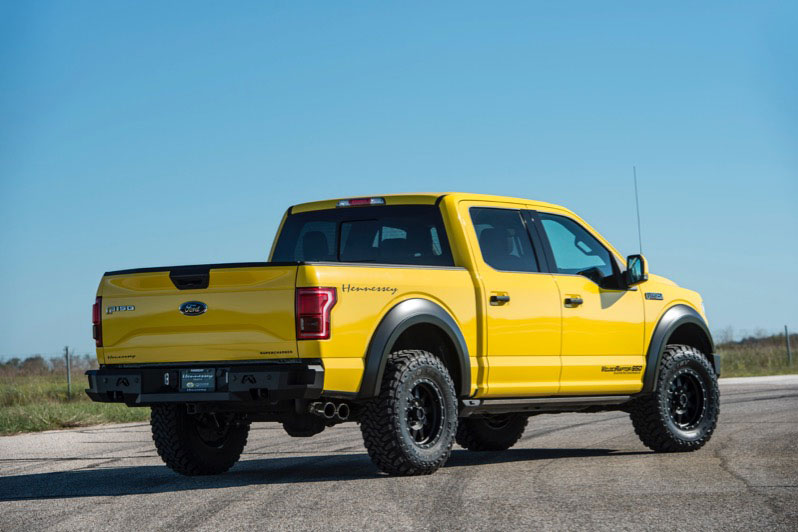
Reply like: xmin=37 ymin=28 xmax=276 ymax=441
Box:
xmin=92 ymin=296 xmax=103 ymax=347
xmin=296 ymin=287 xmax=337 ymax=340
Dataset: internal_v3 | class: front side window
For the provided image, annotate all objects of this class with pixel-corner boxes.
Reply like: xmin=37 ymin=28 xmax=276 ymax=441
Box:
xmin=539 ymin=213 xmax=615 ymax=284
xmin=272 ymin=205 xmax=454 ymax=266
xmin=470 ymin=207 xmax=539 ymax=272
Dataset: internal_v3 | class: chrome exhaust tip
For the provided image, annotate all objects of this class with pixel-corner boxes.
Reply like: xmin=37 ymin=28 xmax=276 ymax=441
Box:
xmin=308 ymin=402 xmax=325 ymax=417
xmin=310 ymin=401 xmax=348 ymax=421
xmin=322 ymin=402 xmax=337 ymax=419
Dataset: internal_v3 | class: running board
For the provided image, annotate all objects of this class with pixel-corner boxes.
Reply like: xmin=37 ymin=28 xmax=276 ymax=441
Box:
xmin=460 ymin=395 xmax=633 ymax=416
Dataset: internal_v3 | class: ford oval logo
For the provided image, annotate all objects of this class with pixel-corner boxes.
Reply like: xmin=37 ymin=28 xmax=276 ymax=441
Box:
xmin=179 ymin=301 xmax=207 ymax=316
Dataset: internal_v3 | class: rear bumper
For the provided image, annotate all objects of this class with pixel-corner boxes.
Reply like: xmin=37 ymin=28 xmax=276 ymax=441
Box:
xmin=85 ymin=360 xmax=324 ymax=406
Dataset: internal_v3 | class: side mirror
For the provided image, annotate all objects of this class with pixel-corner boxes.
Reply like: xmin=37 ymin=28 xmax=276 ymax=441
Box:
xmin=625 ymin=254 xmax=648 ymax=287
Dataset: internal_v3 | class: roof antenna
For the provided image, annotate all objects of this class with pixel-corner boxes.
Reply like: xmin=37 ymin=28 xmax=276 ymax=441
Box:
xmin=633 ymin=166 xmax=643 ymax=254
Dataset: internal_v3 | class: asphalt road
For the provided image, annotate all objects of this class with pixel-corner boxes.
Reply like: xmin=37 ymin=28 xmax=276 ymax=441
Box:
xmin=1 ymin=375 xmax=796 ymax=531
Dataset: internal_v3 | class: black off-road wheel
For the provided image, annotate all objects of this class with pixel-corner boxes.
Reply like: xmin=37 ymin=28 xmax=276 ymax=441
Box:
xmin=360 ymin=350 xmax=458 ymax=476
xmin=456 ymin=413 xmax=529 ymax=451
xmin=151 ymin=405 xmax=250 ymax=476
xmin=630 ymin=344 xmax=719 ymax=452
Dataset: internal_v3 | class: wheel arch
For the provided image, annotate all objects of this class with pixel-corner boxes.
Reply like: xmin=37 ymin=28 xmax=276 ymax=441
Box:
xmin=642 ymin=304 xmax=719 ymax=393
xmin=357 ymin=298 xmax=471 ymax=399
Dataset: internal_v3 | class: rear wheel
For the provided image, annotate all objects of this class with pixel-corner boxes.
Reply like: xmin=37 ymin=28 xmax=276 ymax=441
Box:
xmin=360 ymin=350 xmax=458 ymax=475
xmin=151 ymin=405 xmax=250 ymax=475
xmin=630 ymin=344 xmax=719 ymax=452
xmin=456 ymin=413 xmax=529 ymax=451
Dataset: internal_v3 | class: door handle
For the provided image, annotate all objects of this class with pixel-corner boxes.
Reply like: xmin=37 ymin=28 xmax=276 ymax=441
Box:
xmin=490 ymin=294 xmax=510 ymax=305
xmin=564 ymin=297 xmax=583 ymax=307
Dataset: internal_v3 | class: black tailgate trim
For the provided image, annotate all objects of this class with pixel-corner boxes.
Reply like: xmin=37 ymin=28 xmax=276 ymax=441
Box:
xmin=169 ymin=266 xmax=210 ymax=289
xmin=104 ymin=261 xmax=304 ymax=277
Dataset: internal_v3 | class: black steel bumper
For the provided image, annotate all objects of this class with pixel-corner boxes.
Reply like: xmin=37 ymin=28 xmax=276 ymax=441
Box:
xmin=85 ymin=360 xmax=324 ymax=406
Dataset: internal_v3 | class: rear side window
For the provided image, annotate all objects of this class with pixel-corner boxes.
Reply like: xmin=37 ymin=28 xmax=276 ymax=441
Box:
xmin=272 ymin=205 xmax=454 ymax=266
xmin=469 ymin=207 xmax=539 ymax=272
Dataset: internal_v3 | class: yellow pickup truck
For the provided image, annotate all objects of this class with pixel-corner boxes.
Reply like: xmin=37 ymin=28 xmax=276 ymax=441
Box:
xmin=87 ymin=193 xmax=719 ymax=476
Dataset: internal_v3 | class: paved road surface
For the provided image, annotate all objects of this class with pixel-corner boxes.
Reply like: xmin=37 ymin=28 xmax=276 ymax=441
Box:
xmin=1 ymin=376 xmax=796 ymax=531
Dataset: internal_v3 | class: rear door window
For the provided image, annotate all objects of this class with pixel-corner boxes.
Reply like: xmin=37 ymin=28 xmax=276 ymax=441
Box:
xmin=469 ymin=207 xmax=540 ymax=272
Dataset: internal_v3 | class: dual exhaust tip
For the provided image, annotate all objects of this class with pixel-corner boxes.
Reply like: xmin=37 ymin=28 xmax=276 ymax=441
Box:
xmin=310 ymin=401 xmax=350 ymax=421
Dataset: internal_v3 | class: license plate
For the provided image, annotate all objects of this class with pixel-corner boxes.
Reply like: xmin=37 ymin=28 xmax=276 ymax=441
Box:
xmin=180 ymin=368 xmax=215 ymax=392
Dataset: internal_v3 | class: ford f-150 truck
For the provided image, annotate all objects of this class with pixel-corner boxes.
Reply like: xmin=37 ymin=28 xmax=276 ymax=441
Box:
xmin=87 ymin=193 xmax=719 ymax=476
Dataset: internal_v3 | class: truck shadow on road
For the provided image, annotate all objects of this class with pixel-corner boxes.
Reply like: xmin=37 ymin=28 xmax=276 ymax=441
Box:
xmin=0 ymin=447 xmax=649 ymax=501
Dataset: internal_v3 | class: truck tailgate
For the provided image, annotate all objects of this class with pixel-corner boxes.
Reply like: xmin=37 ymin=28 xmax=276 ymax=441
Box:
xmin=98 ymin=264 xmax=299 ymax=364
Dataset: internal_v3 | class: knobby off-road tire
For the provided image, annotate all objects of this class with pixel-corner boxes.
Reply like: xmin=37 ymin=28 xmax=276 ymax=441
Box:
xmin=151 ymin=405 xmax=250 ymax=476
xmin=456 ymin=413 xmax=529 ymax=451
xmin=360 ymin=349 xmax=458 ymax=476
xmin=630 ymin=344 xmax=719 ymax=452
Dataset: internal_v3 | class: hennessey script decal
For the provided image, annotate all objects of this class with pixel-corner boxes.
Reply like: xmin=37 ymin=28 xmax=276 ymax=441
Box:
xmin=341 ymin=284 xmax=398 ymax=295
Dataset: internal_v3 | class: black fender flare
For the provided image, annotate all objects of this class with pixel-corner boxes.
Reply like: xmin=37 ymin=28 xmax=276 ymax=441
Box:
xmin=641 ymin=304 xmax=718 ymax=393
xmin=356 ymin=298 xmax=471 ymax=399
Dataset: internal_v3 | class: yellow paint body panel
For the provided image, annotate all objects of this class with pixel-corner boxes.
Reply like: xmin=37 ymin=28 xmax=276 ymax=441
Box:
xmin=295 ymin=264 xmax=478 ymax=394
xmin=456 ymin=199 xmax=562 ymax=397
xmin=98 ymin=266 xmax=299 ymax=365
xmin=550 ymin=274 xmax=645 ymax=394
xmin=96 ymin=192 xmax=708 ymax=399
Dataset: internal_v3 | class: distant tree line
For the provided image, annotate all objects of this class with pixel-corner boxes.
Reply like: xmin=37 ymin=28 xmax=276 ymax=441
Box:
xmin=714 ymin=327 xmax=796 ymax=347
xmin=1 ymin=354 xmax=98 ymax=377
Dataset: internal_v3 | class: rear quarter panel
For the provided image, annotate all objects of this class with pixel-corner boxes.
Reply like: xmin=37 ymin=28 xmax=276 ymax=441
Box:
xmin=296 ymin=264 xmax=478 ymax=394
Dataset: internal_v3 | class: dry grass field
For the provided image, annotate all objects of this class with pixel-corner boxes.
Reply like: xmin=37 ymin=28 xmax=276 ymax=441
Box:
xmin=0 ymin=356 xmax=148 ymax=435
xmin=716 ymin=333 xmax=796 ymax=377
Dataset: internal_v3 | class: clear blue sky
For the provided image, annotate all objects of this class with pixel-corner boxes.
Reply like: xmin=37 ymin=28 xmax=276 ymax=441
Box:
xmin=1 ymin=2 xmax=796 ymax=358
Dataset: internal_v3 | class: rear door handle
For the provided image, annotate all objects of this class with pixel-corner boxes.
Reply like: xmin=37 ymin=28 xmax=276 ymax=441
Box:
xmin=490 ymin=294 xmax=510 ymax=305
xmin=564 ymin=297 xmax=583 ymax=307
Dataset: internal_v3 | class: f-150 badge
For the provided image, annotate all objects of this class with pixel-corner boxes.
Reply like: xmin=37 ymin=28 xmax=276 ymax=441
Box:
xmin=106 ymin=305 xmax=135 ymax=314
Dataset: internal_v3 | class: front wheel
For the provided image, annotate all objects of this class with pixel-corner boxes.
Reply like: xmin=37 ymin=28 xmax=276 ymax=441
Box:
xmin=151 ymin=405 xmax=250 ymax=475
xmin=630 ymin=344 xmax=719 ymax=452
xmin=360 ymin=350 xmax=458 ymax=475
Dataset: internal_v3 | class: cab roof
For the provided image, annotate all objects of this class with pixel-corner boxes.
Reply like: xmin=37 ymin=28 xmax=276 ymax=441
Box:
xmin=290 ymin=192 xmax=573 ymax=215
